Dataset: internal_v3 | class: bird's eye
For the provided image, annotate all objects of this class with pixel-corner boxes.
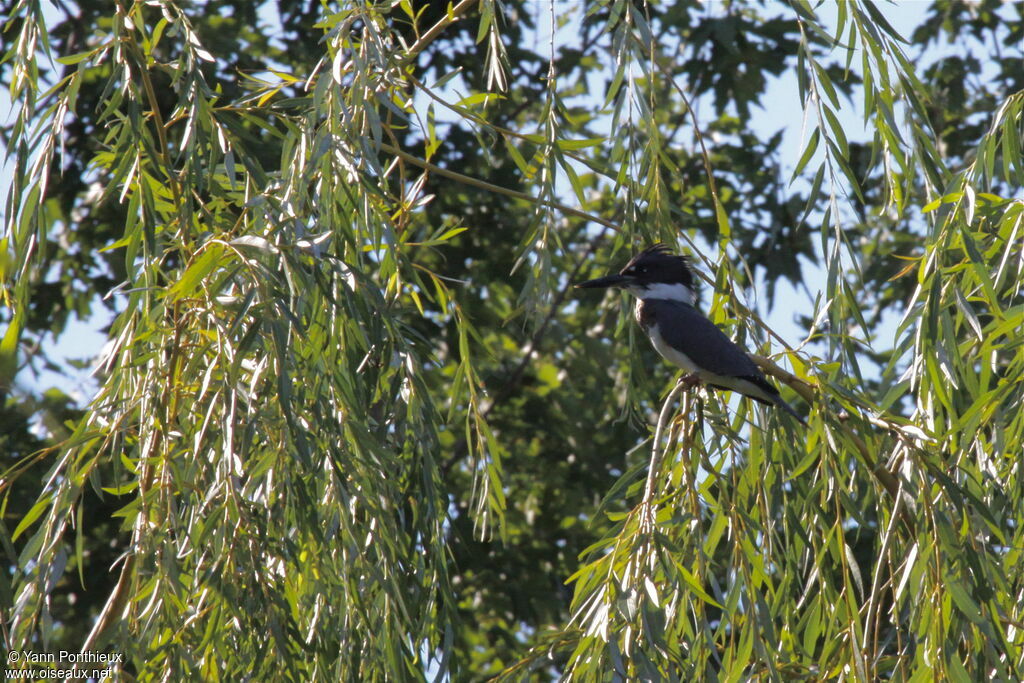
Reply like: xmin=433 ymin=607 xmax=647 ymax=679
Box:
xmin=638 ymin=266 xmax=647 ymax=273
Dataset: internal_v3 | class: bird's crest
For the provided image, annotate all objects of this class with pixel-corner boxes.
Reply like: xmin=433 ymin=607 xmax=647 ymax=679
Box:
xmin=622 ymin=243 xmax=696 ymax=289
xmin=628 ymin=243 xmax=673 ymax=263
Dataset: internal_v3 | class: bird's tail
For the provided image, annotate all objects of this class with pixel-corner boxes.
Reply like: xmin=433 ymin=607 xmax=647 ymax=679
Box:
xmin=771 ymin=393 xmax=806 ymax=425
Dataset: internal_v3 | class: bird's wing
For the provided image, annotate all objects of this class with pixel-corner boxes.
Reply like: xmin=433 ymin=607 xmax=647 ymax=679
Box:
xmin=642 ymin=299 xmax=766 ymax=380
xmin=644 ymin=299 xmax=805 ymax=421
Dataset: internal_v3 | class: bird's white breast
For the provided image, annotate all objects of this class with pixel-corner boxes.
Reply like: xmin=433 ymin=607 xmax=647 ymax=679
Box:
xmin=646 ymin=322 xmax=699 ymax=373
xmin=648 ymin=322 xmax=779 ymax=405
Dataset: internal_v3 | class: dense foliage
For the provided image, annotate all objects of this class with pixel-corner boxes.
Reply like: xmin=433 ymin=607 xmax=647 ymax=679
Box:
xmin=2 ymin=0 xmax=1022 ymax=679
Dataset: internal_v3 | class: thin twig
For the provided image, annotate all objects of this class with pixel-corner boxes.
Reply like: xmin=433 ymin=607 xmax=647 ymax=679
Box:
xmin=401 ymin=0 xmax=480 ymax=65
xmin=407 ymin=71 xmax=613 ymax=182
xmin=378 ymin=143 xmax=621 ymax=233
xmin=863 ymin=474 xmax=906 ymax=670
xmin=643 ymin=380 xmax=688 ymax=505
xmin=649 ymin=49 xmax=722 ymax=220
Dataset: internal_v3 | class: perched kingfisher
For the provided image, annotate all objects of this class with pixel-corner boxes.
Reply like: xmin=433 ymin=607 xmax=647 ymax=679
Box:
xmin=576 ymin=244 xmax=804 ymax=423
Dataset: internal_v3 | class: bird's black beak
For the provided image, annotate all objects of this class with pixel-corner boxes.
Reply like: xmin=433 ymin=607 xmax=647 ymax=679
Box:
xmin=575 ymin=273 xmax=631 ymax=289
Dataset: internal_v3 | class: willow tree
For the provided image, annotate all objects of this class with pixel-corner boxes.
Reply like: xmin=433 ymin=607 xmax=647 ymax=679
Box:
xmin=3 ymin=0 xmax=1022 ymax=679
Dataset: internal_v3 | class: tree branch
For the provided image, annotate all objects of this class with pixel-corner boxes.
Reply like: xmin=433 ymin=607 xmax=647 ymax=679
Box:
xmin=378 ymin=143 xmax=621 ymax=233
xmin=401 ymin=0 xmax=480 ymax=65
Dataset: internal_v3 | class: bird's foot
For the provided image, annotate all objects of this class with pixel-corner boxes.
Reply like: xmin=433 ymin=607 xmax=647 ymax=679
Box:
xmin=678 ymin=373 xmax=702 ymax=389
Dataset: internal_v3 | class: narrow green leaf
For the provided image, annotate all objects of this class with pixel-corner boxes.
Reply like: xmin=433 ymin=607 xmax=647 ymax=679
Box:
xmin=169 ymin=244 xmax=227 ymax=300
xmin=557 ymin=137 xmax=605 ymax=151
xmin=791 ymin=127 xmax=821 ymax=182
xmin=822 ymin=106 xmax=848 ymax=156
xmin=13 ymin=495 xmax=51 ymax=541
xmin=56 ymin=50 xmax=94 ymax=65
xmin=674 ymin=562 xmax=723 ymax=609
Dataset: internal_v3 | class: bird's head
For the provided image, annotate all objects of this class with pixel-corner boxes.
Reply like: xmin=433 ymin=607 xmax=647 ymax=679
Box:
xmin=576 ymin=244 xmax=696 ymax=305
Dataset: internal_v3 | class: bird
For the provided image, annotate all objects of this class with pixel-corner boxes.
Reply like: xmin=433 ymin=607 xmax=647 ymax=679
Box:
xmin=576 ymin=244 xmax=805 ymax=423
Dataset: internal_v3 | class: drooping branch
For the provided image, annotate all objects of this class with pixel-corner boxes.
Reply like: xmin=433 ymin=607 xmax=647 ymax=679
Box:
xmin=752 ymin=352 xmax=915 ymax=533
xmin=378 ymin=142 xmax=621 ymax=232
